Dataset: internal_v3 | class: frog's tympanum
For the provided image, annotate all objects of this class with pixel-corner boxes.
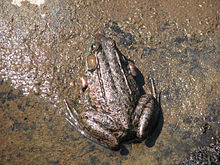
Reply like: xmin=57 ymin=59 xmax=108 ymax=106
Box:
xmin=65 ymin=34 xmax=159 ymax=150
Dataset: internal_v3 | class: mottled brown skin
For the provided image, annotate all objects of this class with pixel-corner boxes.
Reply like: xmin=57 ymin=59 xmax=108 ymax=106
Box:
xmin=65 ymin=34 xmax=159 ymax=150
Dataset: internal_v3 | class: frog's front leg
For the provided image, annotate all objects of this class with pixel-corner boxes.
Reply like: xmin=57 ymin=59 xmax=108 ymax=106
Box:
xmin=79 ymin=111 xmax=122 ymax=150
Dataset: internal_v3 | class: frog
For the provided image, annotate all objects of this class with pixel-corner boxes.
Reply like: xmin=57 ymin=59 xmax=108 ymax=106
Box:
xmin=64 ymin=34 xmax=159 ymax=150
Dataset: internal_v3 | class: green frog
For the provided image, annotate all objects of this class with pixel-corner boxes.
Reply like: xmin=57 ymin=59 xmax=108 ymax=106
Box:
xmin=65 ymin=34 xmax=159 ymax=150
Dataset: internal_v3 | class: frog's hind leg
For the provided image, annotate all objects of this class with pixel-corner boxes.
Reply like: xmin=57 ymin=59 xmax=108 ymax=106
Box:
xmin=64 ymin=99 xmax=120 ymax=150
xmin=134 ymin=94 xmax=155 ymax=139
xmin=133 ymin=78 xmax=159 ymax=140
xmin=79 ymin=111 xmax=121 ymax=150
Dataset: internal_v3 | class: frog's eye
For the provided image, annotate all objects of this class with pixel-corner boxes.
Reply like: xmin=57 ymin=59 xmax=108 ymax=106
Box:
xmin=107 ymin=39 xmax=115 ymax=48
xmin=87 ymin=55 xmax=97 ymax=70
xmin=92 ymin=42 xmax=100 ymax=51
xmin=128 ymin=61 xmax=137 ymax=77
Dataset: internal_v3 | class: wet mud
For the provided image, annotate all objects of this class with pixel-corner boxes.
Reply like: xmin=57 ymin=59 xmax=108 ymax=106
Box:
xmin=0 ymin=0 xmax=219 ymax=164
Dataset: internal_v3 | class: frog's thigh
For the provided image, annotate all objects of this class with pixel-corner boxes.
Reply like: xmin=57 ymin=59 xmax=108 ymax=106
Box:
xmin=80 ymin=111 xmax=119 ymax=149
xmin=134 ymin=94 xmax=154 ymax=139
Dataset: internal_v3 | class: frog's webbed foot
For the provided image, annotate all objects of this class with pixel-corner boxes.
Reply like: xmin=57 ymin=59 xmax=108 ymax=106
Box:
xmin=80 ymin=111 xmax=121 ymax=150
xmin=133 ymin=78 xmax=159 ymax=140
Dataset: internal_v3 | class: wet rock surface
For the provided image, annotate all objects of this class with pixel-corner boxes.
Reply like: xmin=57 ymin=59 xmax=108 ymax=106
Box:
xmin=0 ymin=0 xmax=219 ymax=164
xmin=180 ymin=136 xmax=219 ymax=165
